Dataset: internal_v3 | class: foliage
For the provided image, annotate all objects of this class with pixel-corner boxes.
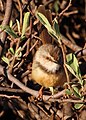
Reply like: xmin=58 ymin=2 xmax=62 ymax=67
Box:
xmin=1 ymin=12 xmax=30 ymax=66
xmin=36 ymin=12 xmax=85 ymax=109
xmin=0 ymin=0 xmax=85 ymax=119
xmin=36 ymin=12 xmax=61 ymax=43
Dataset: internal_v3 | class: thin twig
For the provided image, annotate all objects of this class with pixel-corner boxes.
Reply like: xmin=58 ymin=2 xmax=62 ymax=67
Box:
xmin=29 ymin=40 xmax=39 ymax=52
xmin=44 ymin=0 xmax=54 ymax=7
xmin=60 ymin=42 xmax=71 ymax=89
xmin=64 ymin=10 xmax=78 ymax=16
xmin=61 ymin=34 xmax=82 ymax=51
xmin=0 ymin=0 xmax=12 ymax=57
xmin=75 ymin=48 xmax=86 ymax=57
xmin=52 ymin=98 xmax=86 ymax=103
xmin=7 ymin=70 xmax=39 ymax=96
xmin=13 ymin=59 xmax=25 ymax=72
xmin=59 ymin=0 xmax=72 ymax=17
xmin=0 ymin=86 xmax=24 ymax=93
xmin=8 ymin=38 xmax=20 ymax=73
xmin=0 ymin=94 xmax=20 ymax=99
xmin=17 ymin=0 xmax=22 ymax=26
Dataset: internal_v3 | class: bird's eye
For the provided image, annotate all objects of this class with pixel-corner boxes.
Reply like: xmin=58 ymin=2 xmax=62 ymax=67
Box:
xmin=46 ymin=56 xmax=50 ymax=60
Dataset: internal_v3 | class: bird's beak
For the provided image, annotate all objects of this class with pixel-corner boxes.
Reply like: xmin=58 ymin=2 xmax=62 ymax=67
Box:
xmin=49 ymin=55 xmax=57 ymax=63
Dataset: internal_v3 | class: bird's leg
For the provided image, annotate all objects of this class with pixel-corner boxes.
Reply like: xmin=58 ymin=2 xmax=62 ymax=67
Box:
xmin=38 ymin=86 xmax=44 ymax=100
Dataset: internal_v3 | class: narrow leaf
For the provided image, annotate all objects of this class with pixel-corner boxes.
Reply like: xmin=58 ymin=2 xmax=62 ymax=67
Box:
xmin=66 ymin=53 xmax=83 ymax=85
xmin=0 ymin=25 xmax=18 ymax=38
xmin=65 ymin=63 xmax=76 ymax=77
xmin=53 ymin=18 xmax=60 ymax=37
xmin=16 ymin=19 xmax=20 ymax=34
xmin=72 ymin=85 xmax=81 ymax=98
xmin=2 ymin=56 xmax=9 ymax=65
xmin=54 ymin=0 xmax=59 ymax=13
xmin=74 ymin=103 xmax=83 ymax=109
xmin=66 ymin=53 xmax=81 ymax=78
xmin=21 ymin=12 xmax=30 ymax=37
xmin=15 ymin=47 xmax=21 ymax=55
xmin=9 ymin=47 xmax=14 ymax=55
xmin=36 ymin=12 xmax=58 ymax=41
xmin=36 ymin=12 xmax=51 ymax=28
xmin=65 ymin=89 xmax=72 ymax=95
xmin=9 ymin=20 xmax=13 ymax=27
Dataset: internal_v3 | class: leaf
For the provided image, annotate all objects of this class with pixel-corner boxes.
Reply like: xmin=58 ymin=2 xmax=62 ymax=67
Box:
xmin=9 ymin=47 xmax=14 ymax=55
xmin=0 ymin=25 xmax=18 ymax=38
xmin=16 ymin=19 xmax=20 ymax=34
xmin=65 ymin=63 xmax=77 ymax=77
xmin=48 ymin=29 xmax=58 ymax=39
xmin=66 ymin=53 xmax=81 ymax=78
xmin=20 ymin=35 xmax=26 ymax=41
xmin=18 ymin=51 xmax=22 ymax=58
xmin=65 ymin=89 xmax=72 ymax=95
xmin=54 ymin=0 xmax=59 ymax=13
xmin=72 ymin=85 xmax=81 ymax=98
xmin=15 ymin=47 xmax=22 ymax=58
xmin=36 ymin=12 xmax=51 ymax=28
xmin=2 ymin=56 xmax=9 ymax=65
xmin=36 ymin=12 xmax=59 ymax=41
xmin=21 ymin=12 xmax=30 ymax=37
xmin=74 ymin=103 xmax=83 ymax=109
xmin=9 ymin=20 xmax=13 ymax=27
xmin=15 ymin=47 xmax=21 ymax=54
xmin=53 ymin=18 xmax=60 ymax=37
xmin=66 ymin=53 xmax=83 ymax=85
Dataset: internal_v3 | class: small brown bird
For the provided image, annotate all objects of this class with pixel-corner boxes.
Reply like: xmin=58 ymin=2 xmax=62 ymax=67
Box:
xmin=31 ymin=44 xmax=67 ymax=89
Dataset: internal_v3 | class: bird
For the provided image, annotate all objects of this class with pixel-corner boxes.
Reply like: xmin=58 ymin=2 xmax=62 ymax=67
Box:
xmin=31 ymin=44 xmax=67 ymax=95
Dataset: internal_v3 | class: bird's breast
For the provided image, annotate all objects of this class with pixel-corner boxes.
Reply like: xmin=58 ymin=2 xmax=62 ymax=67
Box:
xmin=31 ymin=64 xmax=66 ymax=88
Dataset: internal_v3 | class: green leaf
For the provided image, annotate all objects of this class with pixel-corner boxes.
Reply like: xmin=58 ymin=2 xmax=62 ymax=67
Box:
xmin=48 ymin=29 xmax=57 ymax=39
xmin=9 ymin=47 xmax=15 ymax=55
xmin=16 ymin=19 xmax=20 ymax=34
xmin=18 ymin=51 xmax=22 ymax=58
xmin=0 ymin=25 xmax=18 ymax=38
xmin=15 ymin=47 xmax=21 ymax=54
xmin=54 ymin=0 xmax=59 ymax=13
xmin=21 ymin=12 xmax=30 ymax=37
xmin=53 ymin=18 xmax=60 ymax=37
xmin=65 ymin=63 xmax=77 ymax=77
xmin=36 ymin=12 xmax=59 ymax=41
xmin=66 ymin=53 xmax=81 ymax=78
xmin=9 ymin=20 xmax=13 ymax=27
xmin=65 ymin=89 xmax=72 ymax=95
xmin=20 ymin=35 xmax=26 ymax=41
xmin=66 ymin=53 xmax=83 ymax=85
xmin=36 ymin=12 xmax=51 ymax=28
xmin=2 ymin=56 xmax=9 ymax=65
xmin=15 ymin=47 xmax=22 ymax=58
xmin=74 ymin=103 xmax=83 ymax=109
xmin=72 ymin=85 xmax=81 ymax=98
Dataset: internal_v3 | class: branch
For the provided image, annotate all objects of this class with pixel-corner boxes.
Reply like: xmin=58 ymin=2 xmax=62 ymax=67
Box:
xmin=59 ymin=0 xmax=72 ymax=17
xmin=0 ymin=65 xmax=85 ymax=102
xmin=0 ymin=0 xmax=13 ymax=56
xmin=61 ymin=34 xmax=82 ymax=51
xmin=0 ymin=65 xmax=65 ymax=100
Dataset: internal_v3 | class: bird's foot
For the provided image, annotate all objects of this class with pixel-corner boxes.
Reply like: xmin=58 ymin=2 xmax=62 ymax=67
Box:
xmin=37 ymin=86 xmax=44 ymax=101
